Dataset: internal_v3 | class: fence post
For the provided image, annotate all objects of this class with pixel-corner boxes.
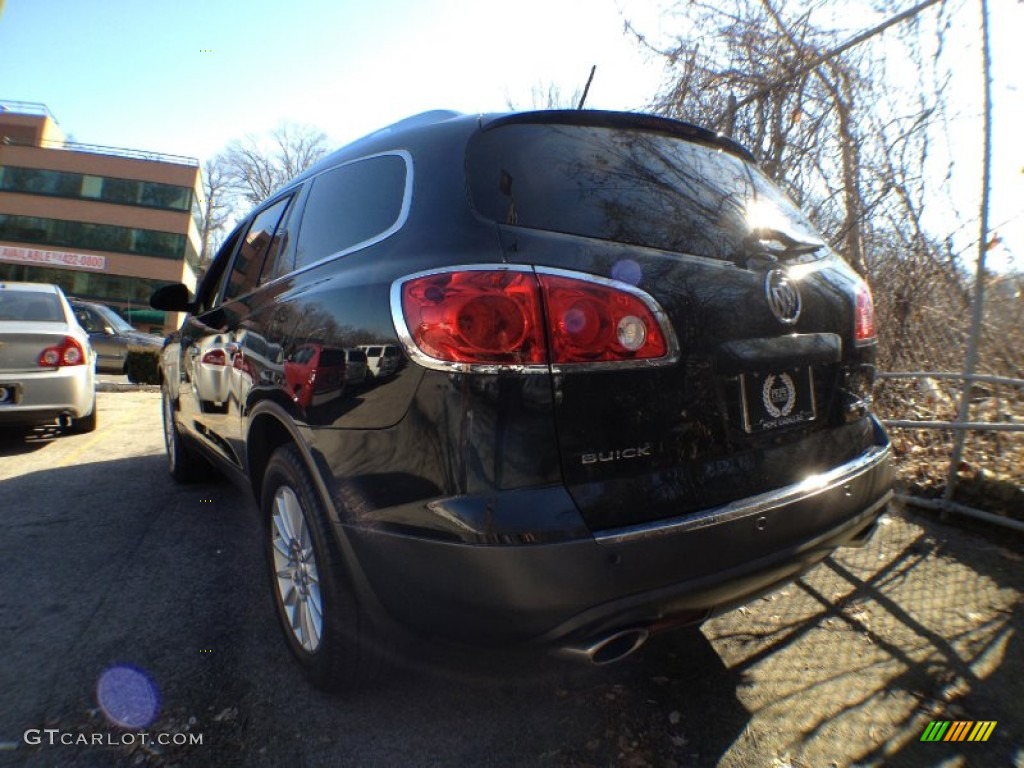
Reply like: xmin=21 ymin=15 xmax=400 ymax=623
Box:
xmin=944 ymin=0 xmax=993 ymax=504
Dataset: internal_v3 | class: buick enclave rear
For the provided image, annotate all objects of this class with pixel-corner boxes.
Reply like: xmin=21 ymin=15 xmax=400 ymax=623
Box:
xmin=152 ymin=109 xmax=892 ymax=690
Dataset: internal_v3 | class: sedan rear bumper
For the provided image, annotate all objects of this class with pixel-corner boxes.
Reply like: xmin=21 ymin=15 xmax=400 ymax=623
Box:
xmin=0 ymin=368 xmax=95 ymax=426
xmin=344 ymin=433 xmax=893 ymax=648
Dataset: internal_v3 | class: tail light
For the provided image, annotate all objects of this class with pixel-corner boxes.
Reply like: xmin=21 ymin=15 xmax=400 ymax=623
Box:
xmin=38 ymin=337 xmax=87 ymax=368
xmin=539 ymin=273 xmax=668 ymax=363
xmin=854 ymin=280 xmax=876 ymax=344
xmin=393 ymin=266 xmax=676 ymax=372
xmin=202 ymin=349 xmax=227 ymax=366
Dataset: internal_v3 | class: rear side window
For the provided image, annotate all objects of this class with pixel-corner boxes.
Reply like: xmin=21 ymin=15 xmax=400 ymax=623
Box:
xmin=347 ymin=349 xmax=367 ymax=363
xmin=366 ymin=346 xmax=382 ymax=357
xmin=467 ymin=124 xmax=822 ymax=263
xmin=0 ymin=289 xmax=62 ymax=322
xmin=223 ymin=196 xmax=292 ymax=302
xmin=291 ymin=154 xmax=408 ymax=274
xmin=74 ymin=306 xmax=104 ymax=333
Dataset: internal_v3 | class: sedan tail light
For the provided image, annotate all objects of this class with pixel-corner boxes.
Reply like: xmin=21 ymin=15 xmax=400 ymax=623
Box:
xmin=393 ymin=266 xmax=676 ymax=372
xmin=201 ymin=349 xmax=228 ymax=366
xmin=38 ymin=336 xmax=87 ymax=368
xmin=854 ymin=280 xmax=876 ymax=345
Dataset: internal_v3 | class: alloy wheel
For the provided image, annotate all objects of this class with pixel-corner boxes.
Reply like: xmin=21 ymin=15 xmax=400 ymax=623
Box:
xmin=270 ymin=486 xmax=324 ymax=653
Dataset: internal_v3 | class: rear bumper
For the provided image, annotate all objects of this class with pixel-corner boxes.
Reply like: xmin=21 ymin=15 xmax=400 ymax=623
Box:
xmin=0 ymin=368 xmax=95 ymax=426
xmin=344 ymin=431 xmax=893 ymax=648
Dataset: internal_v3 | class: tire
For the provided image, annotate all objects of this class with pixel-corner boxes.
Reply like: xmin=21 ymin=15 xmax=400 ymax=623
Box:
xmin=162 ymin=384 xmax=210 ymax=483
xmin=262 ymin=444 xmax=380 ymax=691
xmin=70 ymin=396 xmax=98 ymax=433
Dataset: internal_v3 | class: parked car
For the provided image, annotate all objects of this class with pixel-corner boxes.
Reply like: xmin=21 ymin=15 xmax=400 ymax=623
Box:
xmin=0 ymin=282 xmax=97 ymax=432
xmin=283 ymin=343 xmax=349 ymax=408
xmin=152 ymin=109 xmax=892 ymax=691
xmin=361 ymin=344 xmax=400 ymax=378
xmin=192 ymin=334 xmax=234 ymax=409
xmin=343 ymin=348 xmax=369 ymax=386
xmin=69 ymin=298 xmax=163 ymax=378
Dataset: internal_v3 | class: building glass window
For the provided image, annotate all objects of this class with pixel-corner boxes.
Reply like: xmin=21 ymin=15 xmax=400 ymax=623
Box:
xmin=0 ymin=262 xmax=175 ymax=314
xmin=0 ymin=165 xmax=193 ymax=213
xmin=0 ymin=213 xmax=185 ymax=259
xmin=81 ymin=175 xmax=104 ymax=198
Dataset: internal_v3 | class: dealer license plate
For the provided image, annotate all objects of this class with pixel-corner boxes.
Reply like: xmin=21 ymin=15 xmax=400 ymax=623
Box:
xmin=0 ymin=384 xmax=18 ymax=405
xmin=740 ymin=368 xmax=816 ymax=433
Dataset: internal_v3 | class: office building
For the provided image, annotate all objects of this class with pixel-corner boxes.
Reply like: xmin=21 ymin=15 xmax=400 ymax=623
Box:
xmin=0 ymin=99 xmax=202 ymax=333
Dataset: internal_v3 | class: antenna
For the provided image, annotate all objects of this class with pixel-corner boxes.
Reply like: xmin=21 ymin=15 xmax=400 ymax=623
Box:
xmin=576 ymin=65 xmax=597 ymax=110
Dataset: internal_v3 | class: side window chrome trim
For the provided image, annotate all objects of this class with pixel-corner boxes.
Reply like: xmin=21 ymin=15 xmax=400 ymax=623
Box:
xmin=259 ymin=150 xmax=414 ymax=289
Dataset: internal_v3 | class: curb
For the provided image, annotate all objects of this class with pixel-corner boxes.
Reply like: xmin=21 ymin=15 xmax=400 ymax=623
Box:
xmin=96 ymin=382 xmax=161 ymax=393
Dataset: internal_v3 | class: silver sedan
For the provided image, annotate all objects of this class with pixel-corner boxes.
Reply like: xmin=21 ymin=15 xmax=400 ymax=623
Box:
xmin=0 ymin=282 xmax=97 ymax=432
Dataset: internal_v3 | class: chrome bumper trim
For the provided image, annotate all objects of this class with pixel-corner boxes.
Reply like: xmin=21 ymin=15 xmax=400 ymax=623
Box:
xmin=594 ymin=444 xmax=892 ymax=545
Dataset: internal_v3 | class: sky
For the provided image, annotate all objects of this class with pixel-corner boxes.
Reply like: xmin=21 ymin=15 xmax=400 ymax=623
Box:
xmin=0 ymin=0 xmax=1021 ymax=273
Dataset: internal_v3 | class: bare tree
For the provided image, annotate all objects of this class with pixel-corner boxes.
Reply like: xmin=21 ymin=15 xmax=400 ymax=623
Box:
xmin=221 ymin=122 xmax=330 ymax=205
xmin=505 ymin=81 xmax=583 ymax=111
xmin=198 ymin=156 xmax=235 ymax=263
xmin=628 ymin=0 xmax=972 ymax=369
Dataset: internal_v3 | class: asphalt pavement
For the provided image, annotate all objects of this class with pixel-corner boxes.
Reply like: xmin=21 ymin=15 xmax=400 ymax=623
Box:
xmin=0 ymin=391 xmax=1021 ymax=768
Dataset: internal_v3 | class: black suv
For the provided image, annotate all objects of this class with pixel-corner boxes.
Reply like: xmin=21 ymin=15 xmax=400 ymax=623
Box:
xmin=153 ymin=110 xmax=892 ymax=690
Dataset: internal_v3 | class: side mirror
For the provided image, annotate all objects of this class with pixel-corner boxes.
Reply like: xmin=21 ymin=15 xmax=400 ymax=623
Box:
xmin=151 ymin=284 xmax=194 ymax=312
xmin=103 ymin=325 xmax=115 ymax=336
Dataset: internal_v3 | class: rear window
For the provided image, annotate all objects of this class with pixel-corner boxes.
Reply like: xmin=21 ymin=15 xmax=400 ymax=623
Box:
xmin=0 ymin=289 xmax=63 ymax=322
xmin=467 ymin=124 xmax=822 ymax=263
xmin=91 ymin=303 xmax=135 ymax=333
xmin=319 ymin=348 xmax=347 ymax=366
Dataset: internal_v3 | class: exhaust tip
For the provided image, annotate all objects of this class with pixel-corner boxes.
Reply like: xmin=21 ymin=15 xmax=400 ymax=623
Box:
xmin=556 ymin=627 xmax=650 ymax=666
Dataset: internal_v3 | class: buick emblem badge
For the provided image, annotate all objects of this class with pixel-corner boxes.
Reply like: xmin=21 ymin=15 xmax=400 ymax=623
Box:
xmin=765 ymin=269 xmax=801 ymax=325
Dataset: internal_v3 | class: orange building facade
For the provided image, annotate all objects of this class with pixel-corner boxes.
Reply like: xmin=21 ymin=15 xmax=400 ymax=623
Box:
xmin=0 ymin=100 xmax=202 ymax=333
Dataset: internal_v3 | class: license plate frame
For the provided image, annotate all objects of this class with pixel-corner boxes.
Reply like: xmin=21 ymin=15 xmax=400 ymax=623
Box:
xmin=740 ymin=367 xmax=816 ymax=433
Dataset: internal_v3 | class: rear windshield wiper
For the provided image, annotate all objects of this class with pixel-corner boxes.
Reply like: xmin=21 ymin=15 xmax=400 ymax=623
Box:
xmin=735 ymin=229 xmax=825 ymax=267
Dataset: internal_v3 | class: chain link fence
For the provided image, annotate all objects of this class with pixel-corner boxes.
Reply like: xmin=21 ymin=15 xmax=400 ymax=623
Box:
xmin=871 ymin=263 xmax=1024 ymax=530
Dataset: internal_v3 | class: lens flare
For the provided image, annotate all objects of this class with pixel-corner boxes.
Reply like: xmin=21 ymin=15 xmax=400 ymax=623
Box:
xmin=96 ymin=665 xmax=160 ymax=729
xmin=610 ymin=259 xmax=642 ymax=286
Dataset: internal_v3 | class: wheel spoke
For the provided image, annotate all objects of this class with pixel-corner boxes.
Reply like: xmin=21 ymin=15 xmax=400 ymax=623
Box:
xmin=300 ymin=596 xmax=322 ymax=650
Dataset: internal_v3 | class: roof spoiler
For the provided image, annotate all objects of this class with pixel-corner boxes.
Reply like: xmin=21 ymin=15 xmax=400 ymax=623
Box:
xmin=480 ymin=109 xmax=756 ymax=164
